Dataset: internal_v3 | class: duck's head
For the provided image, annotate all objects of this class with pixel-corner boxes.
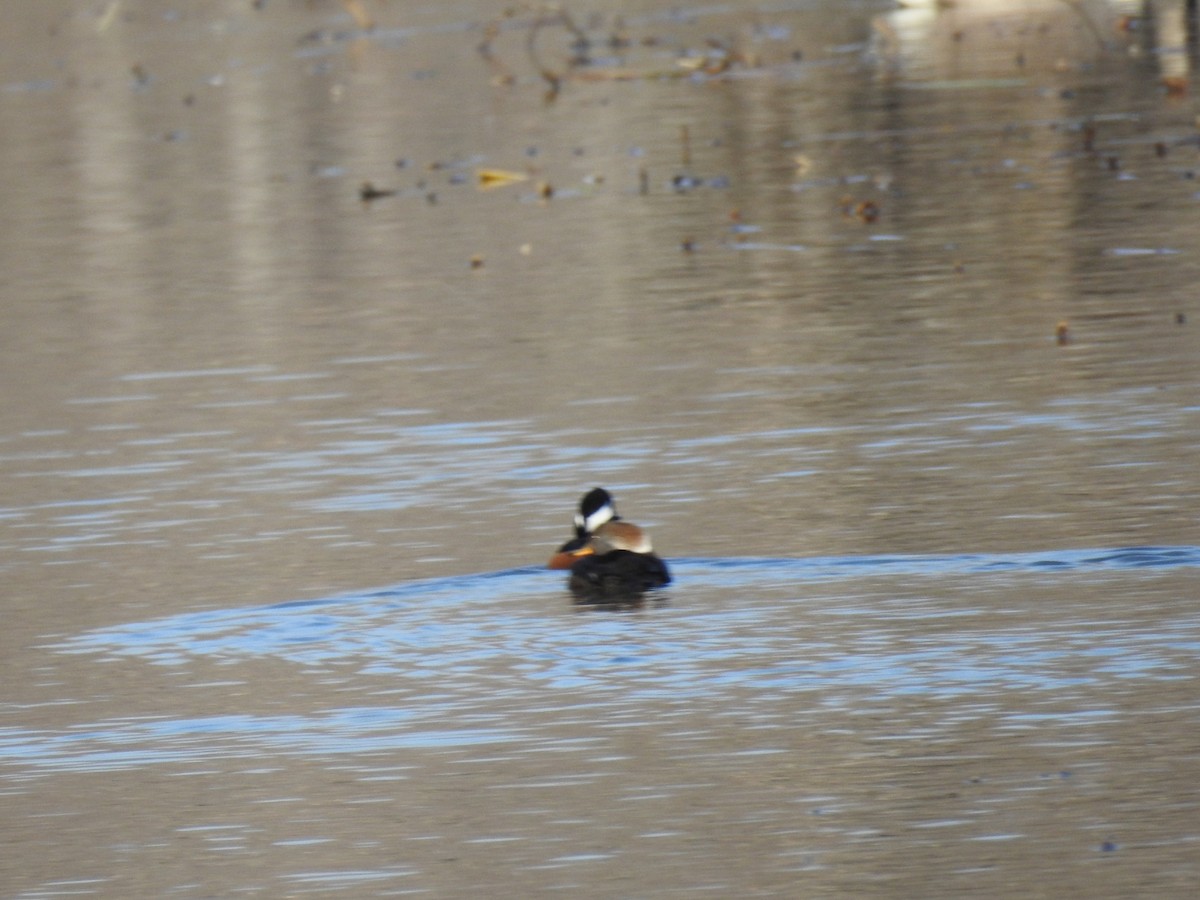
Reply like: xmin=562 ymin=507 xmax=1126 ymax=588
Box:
xmin=576 ymin=487 xmax=617 ymax=534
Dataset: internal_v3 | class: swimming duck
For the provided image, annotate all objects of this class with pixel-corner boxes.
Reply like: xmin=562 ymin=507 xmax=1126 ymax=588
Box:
xmin=548 ymin=487 xmax=671 ymax=598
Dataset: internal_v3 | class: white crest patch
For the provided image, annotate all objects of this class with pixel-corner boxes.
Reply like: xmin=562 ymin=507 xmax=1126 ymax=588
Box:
xmin=583 ymin=502 xmax=615 ymax=533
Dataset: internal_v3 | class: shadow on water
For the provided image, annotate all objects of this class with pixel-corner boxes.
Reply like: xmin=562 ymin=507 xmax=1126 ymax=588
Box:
xmin=7 ymin=545 xmax=1196 ymax=776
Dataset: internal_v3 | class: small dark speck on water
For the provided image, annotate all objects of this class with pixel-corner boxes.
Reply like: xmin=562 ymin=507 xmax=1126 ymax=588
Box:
xmin=1100 ymin=840 xmax=1118 ymax=853
xmin=359 ymin=182 xmax=396 ymax=202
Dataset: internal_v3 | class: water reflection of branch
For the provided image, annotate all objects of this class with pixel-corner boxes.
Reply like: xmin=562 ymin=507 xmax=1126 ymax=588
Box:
xmin=478 ymin=3 xmax=749 ymax=100
xmin=528 ymin=5 xmax=593 ymax=100
xmin=478 ymin=3 xmax=593 ymax=100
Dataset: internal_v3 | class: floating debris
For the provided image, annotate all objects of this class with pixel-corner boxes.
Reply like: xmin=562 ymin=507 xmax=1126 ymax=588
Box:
xmin=729 ymin=222 xmax=762 ymax=235
xmin=1082 ymin=122 xmax=1096 ymax=153
xmin=840 ymin=196 xmax=880 ymax=223
xmin=130 ymin=63 xmax=151 ymax=90
xmin=1056 ymin=320 xmax=1070 ymax=346
xmin=477 ymin=168 xmax=529 ymax=190
xmin=359 ymin=182 xmax=396 ymax=202
xmin=672 ymin=174 xmax=702 ymax=192
xmin=666 ymin=173 xmax=728 ymax=193
xmin=1161 ymin=76 xmax=1188 ymax=98
xmin=1115 ymin=14 xmax=1143 ymax=34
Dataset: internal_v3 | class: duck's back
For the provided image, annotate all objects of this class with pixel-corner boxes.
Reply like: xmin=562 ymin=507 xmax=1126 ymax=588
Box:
xmin=568 ymin=549 xmax=671 ymax=599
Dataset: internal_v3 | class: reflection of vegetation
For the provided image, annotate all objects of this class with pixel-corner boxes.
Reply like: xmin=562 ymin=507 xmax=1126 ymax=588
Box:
xmin=478 ymin=3 xmax=592 ymax=99
xmin=477 ymin=2 xmax=750 ymax=101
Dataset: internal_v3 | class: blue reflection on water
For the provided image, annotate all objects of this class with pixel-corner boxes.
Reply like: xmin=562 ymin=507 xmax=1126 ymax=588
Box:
xmin=53 ymin=545 xmax=1200 ymax=670
xmin=8 ymin=546 xmax=1197 ymax=775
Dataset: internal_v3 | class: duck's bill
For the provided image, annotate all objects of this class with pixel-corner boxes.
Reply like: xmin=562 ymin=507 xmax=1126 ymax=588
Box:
xmin=547 ymin=546 xmax=594 ymax=569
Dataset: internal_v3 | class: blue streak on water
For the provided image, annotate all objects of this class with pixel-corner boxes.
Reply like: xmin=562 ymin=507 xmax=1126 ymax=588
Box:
xmin=52 ymin=546 xmax=1200 ymax=668
xmin=0 ymin=708 xmax=524 ymax=774
xmin=9 ymin=547 xmax=1197 ymax=776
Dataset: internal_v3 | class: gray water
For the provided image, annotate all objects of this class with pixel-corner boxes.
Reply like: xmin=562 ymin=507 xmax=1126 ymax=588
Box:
xmin=3 ymin=0 xmax=1200 ymax=896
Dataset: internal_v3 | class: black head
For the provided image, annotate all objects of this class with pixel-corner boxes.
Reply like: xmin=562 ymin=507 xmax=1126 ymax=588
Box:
xmin=578 ymin=489 xmax=619 ymax=532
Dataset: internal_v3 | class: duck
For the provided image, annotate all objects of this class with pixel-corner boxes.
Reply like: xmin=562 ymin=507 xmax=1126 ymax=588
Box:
xmin=547 ymin=487 xmax=671 ymax=599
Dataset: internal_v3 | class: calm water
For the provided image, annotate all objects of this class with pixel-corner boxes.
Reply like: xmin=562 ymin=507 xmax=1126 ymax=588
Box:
xmin=3 ymin=0 xmax=1200 ymax=896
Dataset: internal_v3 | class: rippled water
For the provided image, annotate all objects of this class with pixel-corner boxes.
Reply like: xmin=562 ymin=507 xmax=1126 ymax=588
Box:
xmin=36 ymin=546 xmax=1200 ymax=732
xmin=8 ymin=547 xmax=1200 ymax=895
xmin=4 ymin=0 xmax=1200 ymax=896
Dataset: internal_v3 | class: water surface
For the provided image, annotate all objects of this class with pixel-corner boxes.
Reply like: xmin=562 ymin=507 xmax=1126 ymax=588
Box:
xmin=3 ymin=0 xmax=1200 ymax=896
